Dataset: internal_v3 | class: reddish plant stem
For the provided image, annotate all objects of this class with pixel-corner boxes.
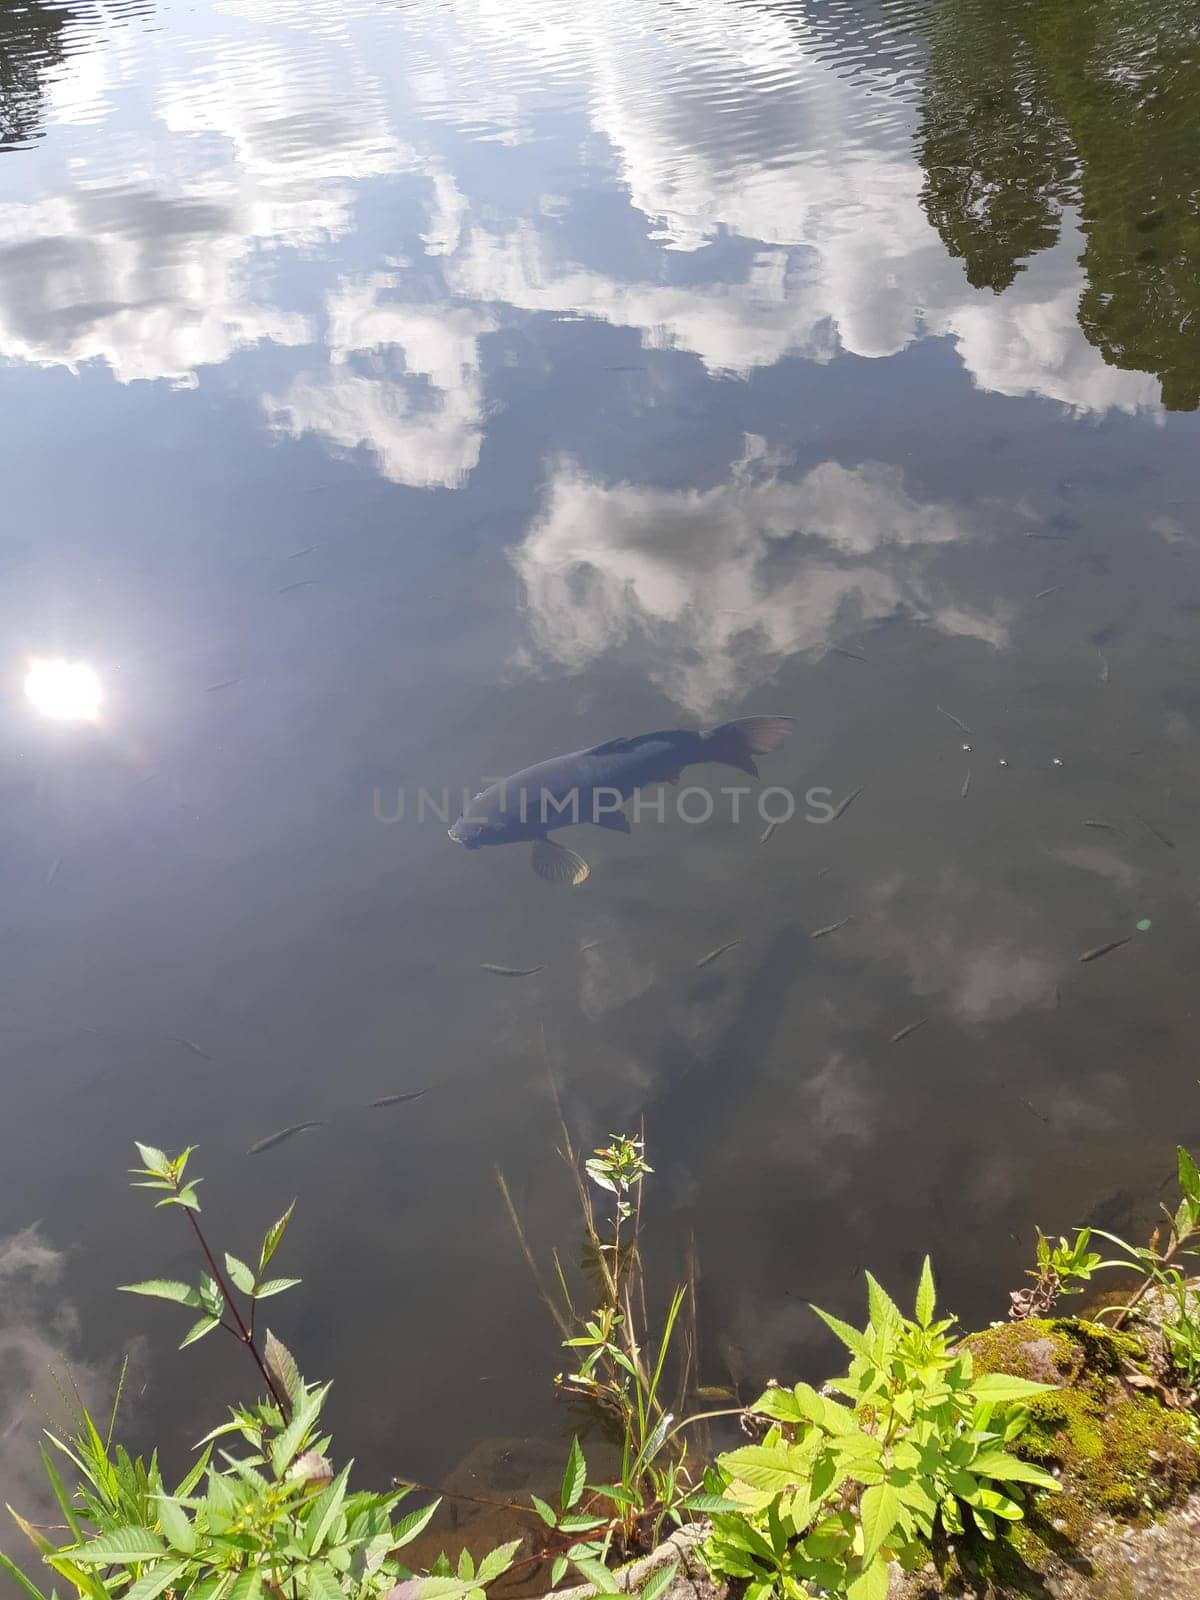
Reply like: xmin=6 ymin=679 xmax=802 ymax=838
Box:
xmin=184 ymin=1209 xmax=285 ymax=1408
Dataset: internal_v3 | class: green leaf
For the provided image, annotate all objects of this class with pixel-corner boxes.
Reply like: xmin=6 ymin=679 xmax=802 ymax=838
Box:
xmin=154 ymin=1493 xmax=196 ymax=1553
xmin=551 ymin=1557 xmax=568 ymax=1587
xmin=270 ymin=1383 xmax=331 ymax=1478
xmin=391 ymin=1499 xmax=441 ymax=1548
xmin=0 ymin=1547 xmax=52 ymax=1600
xmin=125 ymin=1560 xmax=190 ymax=1600
xmin=970 ymin=1373 xmax=1056 ymax=1405
xmin=847 ymin=1555 xmax=889 ymax=1600
xmin=865 ymin=1274 xmax=901 ymax=1336
xmin=72 ymin=1526 xmax=169 ymax=1564
xmin=681 ymin=1493 xmax=744 ymax=1514
xmin=225 ymin=1255 xmax=256 ymax=1295
xmin=305 ymin=1564 xmax=345 ymax=1600
xmin=254 ymin=1278 xmax=302 ymax=1299
xmin=226 ymin=1570 xmax=263 ymax=1600
xmin=721 ymin=1443 xmax=809 ymax=1499
xmin=180 ymin=1315 xmax=221 ymax=1349
xmin=860 ymin=1482 xmax=900 ymax=1563
xmin=560 ymin=1437 xmax=586 ymax=1512
xmin=39 ymin=1442 xmax=82 ymax=1542
xmin=751 ymin=1386 xmax=805 ymax=1424
xmin=809 ymin=1304 xmax=870 ymax=1358
xmin=639 ymin=1561 xmax=679 ymax=1600
xmin=531 ymin=1494 xmax=558 ymax=1527
xmin=265 ymin=1329 xmax=302 ymax=1403
xmin=971 ymin=1451 xmax=1061 ymax=1490
xmin=1179 ymin=1148 xmax=1200 ymax=1202
xmin=134 ymin=1142 xmax=171 ymax=1175
xmin=571 ymin=1556 xmax=619 ymax=1594
xmin=914 ymin=1257 xmax=935 ymax=1328
xmin=306 ymin=1462 xmax=352 ymax=1555
xmin=476 ymin=1540 xmax=521 ymax=1584
xmin=119 ymin=1280 xmax=202 ymax=1307
xmin=259 ymin=1201 xmax=296 ymax=1276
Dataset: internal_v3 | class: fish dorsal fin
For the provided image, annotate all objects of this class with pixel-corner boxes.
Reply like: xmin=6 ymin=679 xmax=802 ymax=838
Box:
xmin=587 ymin=729 xmax=677 ymax=757
xmin=587 ymin=735 xmax=635 ymax=755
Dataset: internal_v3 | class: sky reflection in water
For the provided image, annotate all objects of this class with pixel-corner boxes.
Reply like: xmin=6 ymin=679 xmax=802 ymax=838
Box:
xmin=1 ymin=0 xmax=1199 ymax=1507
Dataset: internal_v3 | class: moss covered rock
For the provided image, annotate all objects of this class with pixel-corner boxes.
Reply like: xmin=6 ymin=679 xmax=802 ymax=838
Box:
xmin=964 ymin=1317 xmax=1200 ymax=1555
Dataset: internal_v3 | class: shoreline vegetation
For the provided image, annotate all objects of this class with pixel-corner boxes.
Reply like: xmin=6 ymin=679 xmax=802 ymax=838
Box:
xmin=5 ymin=1135 xmax=1200 ymax=1600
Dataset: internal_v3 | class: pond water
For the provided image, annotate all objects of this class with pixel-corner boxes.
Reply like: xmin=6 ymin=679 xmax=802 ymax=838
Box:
xmin=2 ymin=0 xmax=1200 ymax=1516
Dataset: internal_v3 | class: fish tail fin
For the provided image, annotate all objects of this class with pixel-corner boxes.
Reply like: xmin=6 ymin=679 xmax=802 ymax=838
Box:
xmin=700 ymin=716 xmax=796 ymax=777
xmin=532 ymin=839 xmax=590 ymax=885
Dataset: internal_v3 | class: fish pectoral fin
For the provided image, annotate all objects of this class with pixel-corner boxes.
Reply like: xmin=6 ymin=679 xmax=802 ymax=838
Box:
xmin=592 ymin=808 xmax=631 ymax=833
xmin=531 ymin=839 xmax=590 ymax=885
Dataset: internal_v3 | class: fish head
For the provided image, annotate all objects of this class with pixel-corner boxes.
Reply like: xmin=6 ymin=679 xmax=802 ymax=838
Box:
xmin=448 ymin=813 xmax=488 ymax=848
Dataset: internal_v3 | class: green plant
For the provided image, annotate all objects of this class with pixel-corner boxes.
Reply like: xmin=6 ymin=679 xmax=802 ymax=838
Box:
xmin=499 ymin=1123 xmax=696 ymax=1574
xmin=1 ymin=1146 xmax=520 ymax=1600
xmin=1009 ymin=1229 xmax=1102 ymax=1320
xmin=1091 ymin=1146 xmax=1200 ymax=1388
xmin=703 ymin=1260 xmax=1060 ymax=1600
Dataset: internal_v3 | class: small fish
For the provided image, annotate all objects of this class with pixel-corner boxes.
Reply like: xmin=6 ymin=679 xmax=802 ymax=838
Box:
xmin=1079 ymin=936 xmax=1133 ymax=964
xmin=1082 ymin=819 xmax=1125 ymax=836
xmin=480 ymin=963 xmax=545 ymax=977
xmin=45 ymin=856 xmax=61 ymax=885
xmin=205 ymin=678 xmax=242 ymax=692
xmin=1133 ymin=810 xmax=1175 ymax=849
xmin=1024 ymin=531 xmax=1069 ymax=541
xmin=1018 ymin=1097 xmax=1049 ymax=1124
xmin=579 ymin=939 xmax=606 ymax=953
xmin=936 ymin=706 xmax=972 ymax=735
xmin=810 ymin=916 xmax=852 ymax=940
xmin=1098 ymin=652 xmax=1111 ymax=685
xmin=759 ymin=820 xmax=778 ymax=845
xmin=695 ymin=1385 xmax=737 ymax=1401
xmin=696 ymin=940 xmax=741 ymax=968
xmin=370 ymin=1090 xmax=427 ymax=1109
xmin=815 ymin=866 xmax=831 ymax=880
xmin=890 ymin=1018 xmax=928 ymax=1044
xmin=247 ymin=1121 xmax=322 ymax=1155
xmin=960 ymin=769 xmax=971 ymax=799
xmin=167 ymin=1035 xmax=212 ymax=1061
xmin=831 ymin=646 xmax=868 ymax=663
xmin=288 ymin=545 xmax=319 ymax=558
xmin=278 ymin=580 xmax=316 ymax=595
xmin=1035 ymin=585 xmax=1063 ymax=600
xmin=832 ymin=786 xmax=863 ymax=821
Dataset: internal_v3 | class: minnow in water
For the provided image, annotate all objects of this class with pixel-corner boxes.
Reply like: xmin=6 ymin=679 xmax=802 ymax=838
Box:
xmin=1133 ymin=811 xmax=1175 ymax=849
xmin=167 ymin=1035 xmax=211 ymax=1061
xmin=1079 ymin=936 xmax=1133 ymax=964
xmin=370 ymin=1091 xmax=427 ymax=1109
xmin=247 ymin=1121 xmax=322 ymax=1155
xmin=936 ymin=706 xmax=972 ymax=735
xmin=831 ymin=646 xmax=868 ymax=663
xmin=278 ymin=580 xmax=316 ymax=595
xmin=1082 ymin=819 xmax=1125 ymax=836
xmin=205 ymin=679 xmax=242 ymax=692
xmin=832 ymin=786 xmax=863 ymax=821
xmin=961 ymin=770 xmax=971 ymax=799
xmin=759 ymin=820 xmax=778 ymax=845
xmin=45 ymin=856 xmax=61 ymax=885
xmin=696 ymin=940 xmax=741 ymax=968
xmin=1018 ymin=1097 xmax=1049 ymax=1124
xmin=810 ymin=916 xmax=851 ymax=940
xmin=1035 ymin=585 xmax=1063 ymax=600
xmin=1098 ymin=652 xmax=1111 ymax=685
xmin=449 ymin=717 xmax=795 ymax=885
xmin=890 ymin=1018 xmax=928 ymax=1044
xmin=480 ymin=963 xmax=545 ymax=977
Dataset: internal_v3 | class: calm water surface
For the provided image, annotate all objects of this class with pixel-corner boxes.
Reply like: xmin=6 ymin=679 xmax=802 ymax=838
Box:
xmin=2 ymin=0 xmax=1200 ymax=1517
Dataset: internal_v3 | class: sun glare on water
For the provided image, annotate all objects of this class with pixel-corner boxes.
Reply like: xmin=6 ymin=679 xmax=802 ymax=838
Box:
xmin=24 ymin=658 xmax=104 ymax=722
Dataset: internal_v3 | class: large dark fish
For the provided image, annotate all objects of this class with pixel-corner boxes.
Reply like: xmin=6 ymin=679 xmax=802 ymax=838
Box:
xmin=449 ymin=716 xmax=795 ymax=884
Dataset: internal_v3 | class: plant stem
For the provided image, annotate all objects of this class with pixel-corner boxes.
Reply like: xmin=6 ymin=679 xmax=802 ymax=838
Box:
xmin=184 ymin=1210 xmax=285 ymax=1408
